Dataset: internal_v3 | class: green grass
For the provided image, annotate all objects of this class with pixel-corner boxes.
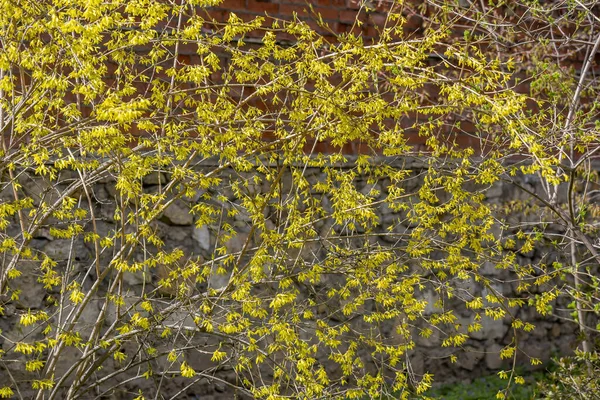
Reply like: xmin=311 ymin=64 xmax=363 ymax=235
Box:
xmin=422 ymin=370 xmax=547 ymax=400
xmin=355 ymin=368 xmax=553 ymax=400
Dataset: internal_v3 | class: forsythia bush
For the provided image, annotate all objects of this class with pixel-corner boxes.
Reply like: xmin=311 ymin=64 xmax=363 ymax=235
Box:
xmin=0 ymin=0 xmax=599 ymax=398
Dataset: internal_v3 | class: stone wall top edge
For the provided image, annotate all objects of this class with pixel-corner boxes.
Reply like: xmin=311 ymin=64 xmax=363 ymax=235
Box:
xmin=26 ymin=155 xmax=575 ymax=171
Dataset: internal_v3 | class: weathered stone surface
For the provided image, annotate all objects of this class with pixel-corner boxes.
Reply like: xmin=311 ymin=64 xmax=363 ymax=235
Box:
xmin=458 ymin=346 xmax=484 ymax=371
xmin=422 ymin=290 xmax=440 ymax=316
xmin=43 ymin=239 xmax=90 ymax=264
xmin=21 ymin=177 xmax=56 ymax=205
xmin=524 ymin=341 xmax=553 ymax=364
xmin=122 ymin=270 xmax=151 ymax=286
xmin=208 ymin=264 xmax=231 ymax=290
xmin=11 ymin=261 xmax=46 ymax=309
xmin=33 ymin=227 xmax=53 ymax=240
xmin=193 ymin=225 xmax=211 ymax=251
xmin=407 ymin=350 xmax=425 ymax=376
xmin=99 ymin=200 xmax=117 ymax=221
xmin=551 ymin=323 xmax=561 ymax=338
xmin=143 ymin=172 xmax=167 ymax=185
xmin=480 ymin=261 xmax=497 ymax=275
xmin=481 ymin=316 xmax=508 ymax=341
xmin=225 ymin=233 xmax=248 ymax=254
xmin=166 ymin=226 xmax=190 ymax=242
xmin=162 ymin=199 xmax=194 ymax=226
xmin=485 ymin=182 xmax=504 ymax=199
xmin=105 ymin=181 xmax=118 ymax=198
xmin=1 ymin=166 xmax=587 ymax=399
xmin=415 ymin=325 xmax=442 ymax=348
xmin=484 ymin=343 xmax=505 ymax=370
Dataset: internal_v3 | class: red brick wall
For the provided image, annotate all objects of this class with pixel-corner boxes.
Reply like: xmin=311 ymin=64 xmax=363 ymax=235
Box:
xmin=189 ymin=1 xmax=434 ymax=155
xmin=203 ymin=0 xmax=414 ymax=41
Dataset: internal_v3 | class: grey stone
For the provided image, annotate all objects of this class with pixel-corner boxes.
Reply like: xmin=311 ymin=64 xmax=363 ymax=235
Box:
xmin=72 ymin=299 xmax=103 ymax=337
xmin=459 ymin=316 xmax=484 ymax=341
xmin=551 ymin=323 xmax=561 ymax=338
xmin=486 ymin=182 xmax=504 ymax=199
xmin=482 ymin=283 xmax=504 ymax=305
xmin=93 ymin=185 xmax=110 ymax=202
xmin=162 ymin=199 xmax=194 ymax=226
xmin=94 ymin=220 xmax=115 ymax=238
xmin=208 ymin=265 xmax=231 ymax=290
xmin=105 ymin=181 xmax=118 ymax=198
xmin=407 ymin=351 xmax=425 ymax=376
xmin=22 ymin=177 xmax=56 ymax=205
xmin=415 ymin=326 xmax=441 ymax=348
xmin=225 ymin=234 xmax=248 ymax=254
xmin=481 ymin=261 xmax=497 ymax=275
xmin=11 ymin=261 xmax=46 ymax=309
xmin=122 ymin=270 xmax=151 ymax=286
xmin=0 ymin=164 xmax=591 ymax=394
xmin=360 ymin=182 xmax=380 ymax=196
xmin=33 ymin=227 xmax=53 ymax=240
xmin=458 ymin=346 xmax=484 ymax=371
xmin=233 ymin=208 xmax=252 ymax=223
xmin=531 ymin=322 xmax=549 ymax=338
xmin=214 ymin=382 xmax=226 ymax=393
xmin=524 ymin=341 xmax=552 ymax=364
xmin=143 ymin=172 xmax=167 ymax=185
xmin=422 ymin=291 xmax=440 ymax=316
xmin=455 ymin=277 xmax=477 ymax=293
xmin=100 ymin=201 xmax=117 ymax=221
xmin=43 ymin=239 xmax=90 ymax=264
xmin=558 ymin=334 xmax=577 ymax=356
xmin=480 ymin=316 xmax=508 ymax=341
xmin=193 ymin=225 xmax=211 ymax=251
xmin=166 ymin=226 xmax=190 ymax=242
xmin=485 ymin=343 xmax=504 ymax=370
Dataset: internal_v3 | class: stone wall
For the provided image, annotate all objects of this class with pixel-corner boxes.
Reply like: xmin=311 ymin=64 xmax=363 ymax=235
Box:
xmin=0 ymin=160 xmax=581 ymax=398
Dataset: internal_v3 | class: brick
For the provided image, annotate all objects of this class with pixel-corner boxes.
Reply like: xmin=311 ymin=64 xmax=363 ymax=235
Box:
xmin=177 ymin=42 xmax=202 ymax=56
xmin=374 ymin=1 xmax=391 ymax=12
xmin=455 ymin=120 xmax=476 ymax=135
xmin=246 ymin=27 xmax=269 ymax=38
xmin=322 ymin=34 xmax=337 ymax=43
xmin=403 ymin=13 xmax=423 ymax=33
xmin=188 ymin=55 xmax=202 ymax=65
xmin=177 ymin=54 xmax=192 ymax=65
xmin=218 ymin=0 xmax=246 ymax=10
xmin=247 ymin=98 xmax=270 ymax=112
xmin=79 ymin=105 xmax=93 ymax=119
xmin=247 ymin=0 xmax=280 ymax=14
xmin=403 ymin=133 xmax=427 ymax=146
xmin=234 ymin=12 xmax=262 ymax=22
xmin=305 ymin=20 xmax=321 ymax=31
xmin=303 ymin=140 xmax=326 ymax=154
xmin=450 ymin=133 xmax=480 ymax=150
xmin=342 ymin=141 xmax=370 ymax=154
xmin=210 ymin=71 xmax=223 ymax=81
xmin=105 ymin=61 xmax=119 ymax=76
xmin=368 ymin=12 xmax=387 ymax=27
xmin=314 ymin=7 xmax=338 ymax=21
xmin=339 ymin=10 xmax=359 ymax=23
xmin=200 ymin=9 xmax=230 ymax=23
xmin=261 ymin=131 xmax=277 ymax=142
xmin=335 ymin=22 xmax=365 ymax=35
xmin=345 ymin=0 xmax=361 ymax=9
xmin=525 ymin=98 xmax=539 ymax=113
xmin=366 ymin=25 xmax=378 ymax=39
xmin=279 ymin=4 xmax=309 ymax=18
xmin=511 ymin=73 xmax=530 ymax=94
